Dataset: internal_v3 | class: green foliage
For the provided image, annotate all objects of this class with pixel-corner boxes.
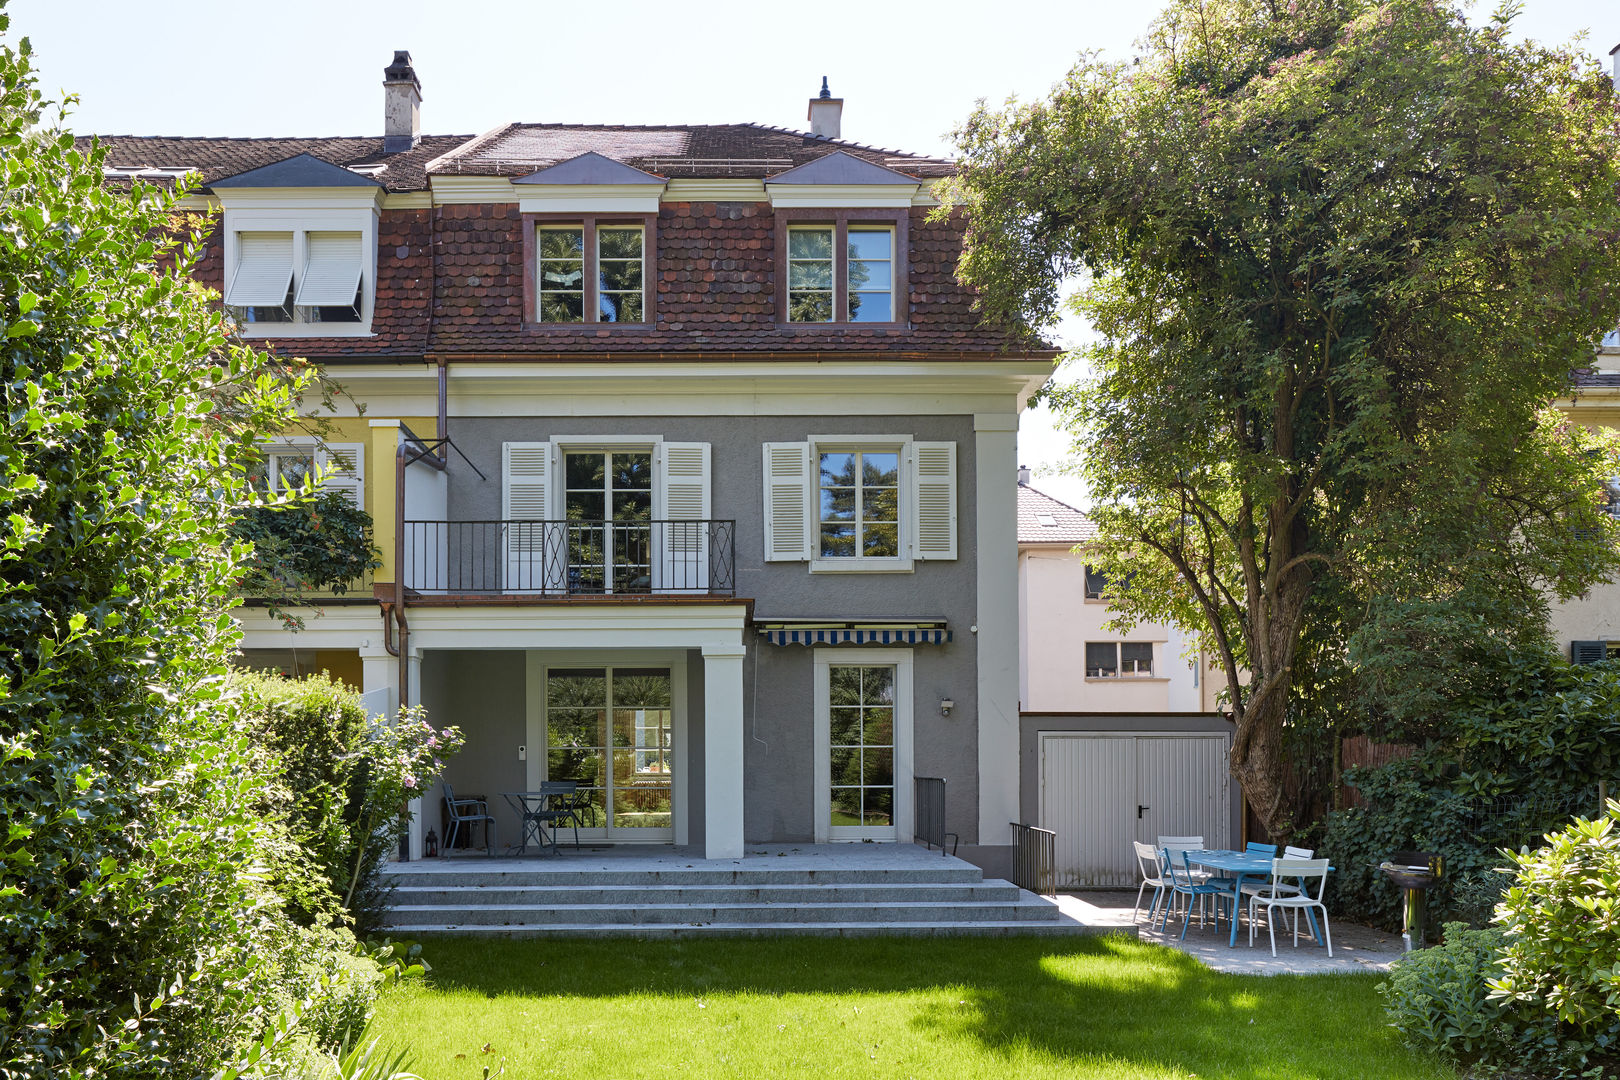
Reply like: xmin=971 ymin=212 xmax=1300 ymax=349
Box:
xmin=1319 ymin=656 xmax=1620 ymax=928
xmin=1381 ymin=923 xmax=1519 ymax=1065
xmin=940 ymin=0 xmax=1620 ymax=835
xmin=1491 ymin=802 xmax=1620 ymax=1033
xmin=230 ymin=670 xmax=462 ymax=934
xmin=232 ymin=489 xmax=381 ymax=600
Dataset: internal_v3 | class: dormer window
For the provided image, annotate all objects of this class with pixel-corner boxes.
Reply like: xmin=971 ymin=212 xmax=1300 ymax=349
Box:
xmin=226 ymin=229 xmax=364 ymax=327
xmin=527 ymin=219 xmax=651 ymax=325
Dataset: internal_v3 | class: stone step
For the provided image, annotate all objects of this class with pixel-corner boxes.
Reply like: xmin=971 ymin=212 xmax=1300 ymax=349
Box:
xmin=387 ymin=882 xmax=1023 ymax=908
xmin=381 ymin=898 xmax=1060 ymax=927
xmin=382 ymin=865 xmax=985 ymax=888
xmin=381 ymin=919 xmax=1127 ymax=939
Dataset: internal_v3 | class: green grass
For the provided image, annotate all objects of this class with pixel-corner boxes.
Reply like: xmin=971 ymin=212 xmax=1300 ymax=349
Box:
xmin=369 ymin=935 xmax=1449 ymax=1080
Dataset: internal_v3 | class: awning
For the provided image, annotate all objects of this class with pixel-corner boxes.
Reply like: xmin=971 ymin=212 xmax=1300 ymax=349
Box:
xmin=756 ymin=619 xmax=951 ymax=646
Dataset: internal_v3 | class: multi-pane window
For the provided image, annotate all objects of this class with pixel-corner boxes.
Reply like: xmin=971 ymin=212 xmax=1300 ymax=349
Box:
xmin=828 ymin=665 xmax=895 ymax=828
xmin=596 ymin=226 xmax=644 ymax=323
xmin=787 ymin=226 xmax=834 ymax=322
xmin=538 ymin=227 xmax=586 ymax=322
xmin=818 ymin=449 xmax=900 ymax=559
xmin=535 ymin=223 xmax=646 ymax=324
xmin=846 ymin=226 xmax=892 ymax=322
xmin=246 ymin=449 xmax=315 ymax=494
xmin=1085 ymin=642 xmax=1154 ymax=678
xmin=562 ymin=451 xmax=653 ymax=594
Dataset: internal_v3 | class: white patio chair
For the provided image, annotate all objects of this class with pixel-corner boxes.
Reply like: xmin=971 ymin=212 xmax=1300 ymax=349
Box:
xmin=1242 ymin=845 xmax=1314 ymax=932
xmin=1132 ymin=841 xmax=1168 ymax=920
xmin=1247 ymin=858 xmax=1333 ymax=957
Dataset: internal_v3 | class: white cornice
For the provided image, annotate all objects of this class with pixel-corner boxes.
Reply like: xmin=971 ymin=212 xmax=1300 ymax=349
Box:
xmin=382 ymin=191 xmax=433 ymax=209
xmin=429 ymin=175 xmax=519 ymax=204
xmin=214 ymin=187 xmax=386 ymax=211
xmin=663 ymin=179 xmax=767 ymax=203
xmin=517 ymin=184 xmax=665 ymax=214
xmin=767 ymin=183 xmax=920 ymax=209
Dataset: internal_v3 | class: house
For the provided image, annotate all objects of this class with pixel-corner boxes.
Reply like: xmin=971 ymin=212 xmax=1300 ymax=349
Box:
xmin=1554 ymin=329 xmax=1620 ymax=663
xmin=1015 ymin=471 xmax=1209 ymax=713
xmin=94 ymin=54 xmax=1054 ymax=875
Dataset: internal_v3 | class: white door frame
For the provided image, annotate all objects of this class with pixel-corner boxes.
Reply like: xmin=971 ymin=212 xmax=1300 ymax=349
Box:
xmin=524 ymin=649 xmax=690 ymax=845
xmin=812 ymin=647 xmax=914 ymax=843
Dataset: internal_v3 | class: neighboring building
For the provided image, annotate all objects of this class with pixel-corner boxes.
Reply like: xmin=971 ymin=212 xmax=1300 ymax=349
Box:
xmin=1553 ymin=330 xmax=1620 ymax=664
xmin=95 ymin=54 xmax=1053 ymax=873
xmin=1015 ymin=472 xmax=1209 ymax=712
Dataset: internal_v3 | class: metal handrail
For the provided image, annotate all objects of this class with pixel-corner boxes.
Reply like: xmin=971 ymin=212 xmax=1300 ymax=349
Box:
xmin=399 ymin=518 xmax=736 ymax=597
xmin=1010 ymin=821 xmax=1056 ymax=896
xmin=914 ymin=777 xmax=956 ymax=855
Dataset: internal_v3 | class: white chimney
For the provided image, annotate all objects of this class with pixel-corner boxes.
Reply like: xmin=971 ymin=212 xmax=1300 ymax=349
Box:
xmin=808 ymin=76 xmax=843 ymax=140
xmin=383 ymin=50 xmax=421 ymax=153
xmin=1017 ymin=465 xmax=1032 ymax=486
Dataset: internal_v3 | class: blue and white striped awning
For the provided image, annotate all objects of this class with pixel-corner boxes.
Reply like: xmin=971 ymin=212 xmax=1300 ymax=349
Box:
xmin=761 ymin=627 xmax=952 ymax=646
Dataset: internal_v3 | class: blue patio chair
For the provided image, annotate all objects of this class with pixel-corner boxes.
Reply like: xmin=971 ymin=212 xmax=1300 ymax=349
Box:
xmin=1157 ymin=848 xmax=1236 ymax=940
xmin=442 ymin=782 xmax=496 ymax=856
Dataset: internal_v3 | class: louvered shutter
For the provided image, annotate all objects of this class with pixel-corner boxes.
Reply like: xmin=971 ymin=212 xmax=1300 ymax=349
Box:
xmin=763 ymin=442 xmax=811 ymax=562
xmin=910 ymin=441 xmax=957 ymax=561
xmin=655 ymin=442 xmax=711 ymax=592
xmin=502 ymin=442 xmax=559 ymax=592
xmin=317 ymin=443 xmax=364 ymax=510
xmin=294 ymin=231 xmax=364 ymax=307
xmin=225 ymin=231 xmax=293 ymax=307
xmin=1572 ymin=640 xmax=1610 ymax=665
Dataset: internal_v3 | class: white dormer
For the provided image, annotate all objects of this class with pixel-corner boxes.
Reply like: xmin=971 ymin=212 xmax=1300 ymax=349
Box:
xmin=213 ymin=153 xmax=384 ymax=339
xmin=765 ymin=151 xmax=921 ymax=209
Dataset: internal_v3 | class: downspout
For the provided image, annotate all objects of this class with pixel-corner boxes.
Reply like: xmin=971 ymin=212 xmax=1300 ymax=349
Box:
xmin=395 ymin=439 xmax=409 ymax=708
xmin=437 ymin=356 xmax=448 ymax=465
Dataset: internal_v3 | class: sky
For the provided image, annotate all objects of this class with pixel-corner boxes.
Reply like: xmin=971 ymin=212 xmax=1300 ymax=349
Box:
xmin=8 ymin=0 xmax=1615 ymax=510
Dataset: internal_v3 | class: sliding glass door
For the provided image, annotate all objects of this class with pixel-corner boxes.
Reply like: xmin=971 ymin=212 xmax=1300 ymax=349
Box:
xmin=544 ymin=665 xmax=673 ymax=840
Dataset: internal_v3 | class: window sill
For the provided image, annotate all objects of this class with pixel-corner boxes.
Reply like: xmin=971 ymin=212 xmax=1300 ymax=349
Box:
xmin=1084 ymin=676 xmax=1169 ymax=683
xmin=809 ymin=558 xmax=915 ymax=574
xmin=776 ymin=322 xmax=910 ymax=331
xmin=521 ymin=321 xmax=652 ymax=332
xmin=236 ymin=324 xmax=376 ymax=339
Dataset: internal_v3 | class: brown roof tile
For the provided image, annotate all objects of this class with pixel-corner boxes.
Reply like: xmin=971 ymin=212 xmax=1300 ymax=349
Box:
xmin=84 ymin=134 xmax=474 ymax=192
xmin=1017 ymin=483 xmax=1096 ymax=545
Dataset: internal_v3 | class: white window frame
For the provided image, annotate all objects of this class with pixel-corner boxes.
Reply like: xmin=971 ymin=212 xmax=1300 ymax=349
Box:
xmin=786 ymin=224 xmax=835 ymax=323
xmin=813 ymin=648 xmax=914 ymax=843
xmin=1084 ymin=641 xmax=1160 ymax=680
xmin=221 ymin=204 xmax=379 ymax=338
xmin=251 ymin=438 xmax=364 ymax=509
xmin=809 ymin=436 xmax=910 ymax=573
xmin=845 ymin=224 xmax=895 ymax=324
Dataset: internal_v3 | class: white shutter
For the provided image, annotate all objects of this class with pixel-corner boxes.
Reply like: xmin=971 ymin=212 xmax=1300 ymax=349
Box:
xmin=911 ymin=441 xmax=957 ymax=561
xmin=502 ymin=442 xmax=559 ymax=592
xmin=656 ymin=442 xmax=711 ymax=592
xmin=318 ymin=443 xmax=364 ymax=510
xmin=225 ymin=231 xmax=294 ymax=307
xmin=763 ymin=442 xmax=812 ymax=562
xmin=294 ymin=231 xmax=363 ymax=307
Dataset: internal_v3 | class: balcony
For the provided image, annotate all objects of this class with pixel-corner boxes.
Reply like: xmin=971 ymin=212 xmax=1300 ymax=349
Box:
xmin=399 ymin=519 xmax=736 ymax=599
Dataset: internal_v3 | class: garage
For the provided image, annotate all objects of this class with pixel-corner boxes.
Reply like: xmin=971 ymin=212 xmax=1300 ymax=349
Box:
xmin=1036 ymin=730 xmax=1234 ymax=888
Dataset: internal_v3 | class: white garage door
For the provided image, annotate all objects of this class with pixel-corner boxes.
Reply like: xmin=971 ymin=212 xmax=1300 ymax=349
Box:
xmin=1039 ymin=732 xmax=1232 ymax=888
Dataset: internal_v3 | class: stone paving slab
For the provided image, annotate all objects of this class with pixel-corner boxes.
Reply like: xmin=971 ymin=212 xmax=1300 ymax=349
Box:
xmin=1054 ymin=889 xmax=1406 ymax=975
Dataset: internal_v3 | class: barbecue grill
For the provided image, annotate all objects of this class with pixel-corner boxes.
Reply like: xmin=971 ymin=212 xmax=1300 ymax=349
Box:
xmin=1379 ymin=850 xmax=1444 ymax=951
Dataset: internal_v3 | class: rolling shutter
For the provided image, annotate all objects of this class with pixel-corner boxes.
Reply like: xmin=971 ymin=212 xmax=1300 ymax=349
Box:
xmin=910 ymin=441 xmax=957 ymax=560
xmin=1572 ymin=640 xmax=1610 ymax=665
xmin=294 ymin=231 xmax=364 ymax=307
xmin=502 ymin=442 xmax=559 ymax=591
xmin=318 ymin=443 xmax=364 ymax=510
xmin=656 ymin=442 xmax=711 ymax=591
xmin=763 ymin=442 xmax=812 ymax=562
xmin=225 ymin=231 xmax=293 ymax=307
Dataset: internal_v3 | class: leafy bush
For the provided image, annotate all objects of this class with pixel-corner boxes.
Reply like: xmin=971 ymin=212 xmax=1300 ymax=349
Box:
xmin=231 ymin=670 xmax=462 ymax=934
xmin=1489 ymin=801 xmax=1620 ymax=1063
xmin=1381 ymin=923 xmax=1517 ymax=1064
xmin=232 ymin=488 xmax=381 ymax=599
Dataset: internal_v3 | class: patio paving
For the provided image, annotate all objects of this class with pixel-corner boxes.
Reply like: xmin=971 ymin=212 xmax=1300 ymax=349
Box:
xmin=1053 ymin=889 xmax=1407 ymax=975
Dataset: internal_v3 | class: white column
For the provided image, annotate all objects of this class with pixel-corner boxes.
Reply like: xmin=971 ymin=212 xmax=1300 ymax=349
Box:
xmin=404 ymin=647 xmax=425 ymax=860
xmin=975 ymin=414 xmax=1022 ymax=846
xmin=702 ymin=643 xmax=747 ymax=860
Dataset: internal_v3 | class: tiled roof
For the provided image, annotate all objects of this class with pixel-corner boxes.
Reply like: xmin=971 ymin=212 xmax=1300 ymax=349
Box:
xmin=83 ymin=135 xmax=474 ymax=193
xmin=427 ymin=123 xmax=955 ymax=179
xmin=1572 ymin=369 xmax=1620 ymax=389
xmin=1017 ymin=483 xmax=1097 ymax=545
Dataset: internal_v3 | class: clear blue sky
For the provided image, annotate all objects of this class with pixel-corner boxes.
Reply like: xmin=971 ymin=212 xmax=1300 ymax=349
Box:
xmin=8 ymin=0 xmax=1614 ymax=508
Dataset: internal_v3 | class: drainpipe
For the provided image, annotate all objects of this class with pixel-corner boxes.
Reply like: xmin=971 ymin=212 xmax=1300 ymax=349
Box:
xmin=395 ymin=439 xmax=409 ymax=708
xmin=437 ymin=356 xmax=448 ymax=464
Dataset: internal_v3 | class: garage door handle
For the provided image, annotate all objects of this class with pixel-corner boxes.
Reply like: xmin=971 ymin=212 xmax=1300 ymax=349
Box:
xmin=1137 ymin=804 xmax=1149 ymax=819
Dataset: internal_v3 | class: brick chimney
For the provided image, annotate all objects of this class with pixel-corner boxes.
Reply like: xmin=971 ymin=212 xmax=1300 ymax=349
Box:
xmin=807 ymin=76 xmax=843 ymax=140
xmin=383 ymin=51 xmax=421 ymax=154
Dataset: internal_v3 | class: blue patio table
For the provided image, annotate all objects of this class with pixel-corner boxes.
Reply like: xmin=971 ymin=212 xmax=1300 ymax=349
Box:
xmin=1182 ymin=849 xmax=1331 ymax=948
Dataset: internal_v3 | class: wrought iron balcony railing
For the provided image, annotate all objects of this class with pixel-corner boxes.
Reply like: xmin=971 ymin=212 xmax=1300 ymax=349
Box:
xmin=400 ymin=519 xmax=736 ymax=597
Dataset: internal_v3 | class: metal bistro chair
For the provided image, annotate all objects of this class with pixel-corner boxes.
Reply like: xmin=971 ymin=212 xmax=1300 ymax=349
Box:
xmin=1248 ymin=857 xmax=1334 ymax=957
xmin=1157 ymin=835 xmax=1208 ymax=916
xmin=1158 ymin=848 xmax=1236 ymax=941
xmin=1243 ymin=845 xmax=1315 ymax=934
xmin=1132 ymin=841 xmax=1169 ymax=921
xmin=536 ymin=780 xmax=589 ymax=851
xmin=442 ymin=782 xmax=496 ymax=856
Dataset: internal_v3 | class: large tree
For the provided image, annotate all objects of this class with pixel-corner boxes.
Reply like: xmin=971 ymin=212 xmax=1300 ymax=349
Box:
xmin=942 ymin=0 xmax=1620 ymax=833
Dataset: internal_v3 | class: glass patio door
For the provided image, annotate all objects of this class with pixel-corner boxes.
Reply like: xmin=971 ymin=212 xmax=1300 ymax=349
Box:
xmin=544 ymin=666 xmax=673 ymax=840
xmin=562 ymin=451 xmax=652 ymax=594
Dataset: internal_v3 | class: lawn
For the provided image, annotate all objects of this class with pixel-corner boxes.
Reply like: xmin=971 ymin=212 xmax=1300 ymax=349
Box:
xmin=369 ymin=934 xmax=1450 ymax=1080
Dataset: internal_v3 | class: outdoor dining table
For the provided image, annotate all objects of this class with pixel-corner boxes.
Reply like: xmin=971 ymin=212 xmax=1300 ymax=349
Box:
xmin=500 ymin=791 xmax=560 ymax=856
xmin=1181 ymin=849 xmax=1330 ymax=948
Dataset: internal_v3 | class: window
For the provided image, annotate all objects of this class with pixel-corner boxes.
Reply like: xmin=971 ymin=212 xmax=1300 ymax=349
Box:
xmin=813 ymin=648 xmax=914 ymax=843
xmin=225 ymin=229 xmax=366 ymax=330
xmin=527 ymin=218 xmax=649 ymax=325
xmin=777 ymin=212 xmax=905 ymax=325
xmin=817 ymin=448 xmax=900 ymax=559
xmin=246 ymin=442 xmax=364 ymax=508
xmin=1086 ymin=642 xmax=1154 ymax=678
xmin=1084 ymin=564 xmax=1109 ymax=600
